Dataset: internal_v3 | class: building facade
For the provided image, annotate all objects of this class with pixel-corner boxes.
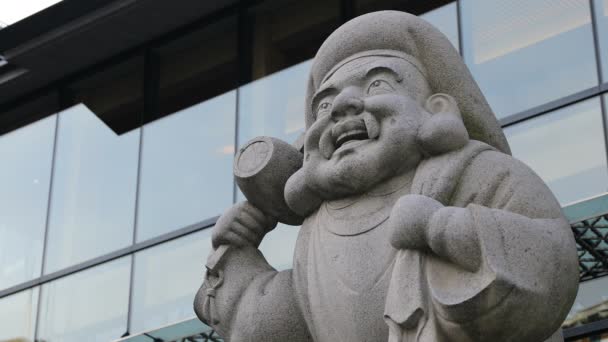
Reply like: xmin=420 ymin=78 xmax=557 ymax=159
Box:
xmin=0 ymin=0 xmax=607 ymax=341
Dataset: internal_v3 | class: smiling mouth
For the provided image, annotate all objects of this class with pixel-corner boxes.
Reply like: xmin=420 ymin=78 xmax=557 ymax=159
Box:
xmin=318 ymin=113 xmax=380 ymax=159
xmin=335 ymin=129 xmax=369 ymax=149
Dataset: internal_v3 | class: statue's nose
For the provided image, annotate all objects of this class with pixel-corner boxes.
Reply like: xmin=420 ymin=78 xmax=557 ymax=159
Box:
xmin=331 ymin=87 xmax=364 ymax=120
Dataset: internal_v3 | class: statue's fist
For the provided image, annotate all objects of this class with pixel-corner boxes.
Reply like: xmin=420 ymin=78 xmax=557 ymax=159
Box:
xmin=212 ymin=201 xmax=278 ymax=249
xmin=387 ymin=194 xmax=443 ymax=250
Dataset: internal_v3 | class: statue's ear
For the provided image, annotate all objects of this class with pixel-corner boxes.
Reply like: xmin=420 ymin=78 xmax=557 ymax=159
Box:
xmin=417 ymin=93 xmax=469 ymax=156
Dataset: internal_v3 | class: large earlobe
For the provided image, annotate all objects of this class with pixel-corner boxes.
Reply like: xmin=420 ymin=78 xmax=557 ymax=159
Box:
xmin=417 ymin=93 xmax=469 ymax=156
xmin=284 ymin=168 xmax=323 ymax=217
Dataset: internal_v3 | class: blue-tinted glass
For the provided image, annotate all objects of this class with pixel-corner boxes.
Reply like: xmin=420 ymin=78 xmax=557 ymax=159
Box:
xmin=564 ymin=276 xmax=608 ymax=328
xmin=595 ymin=0 xmax=608 ymax=82
xmin=504 ymin=97 xmax=608 ymax=205
xmin=136 ymin=91 xmax=236 ymax=242
xmin=0 ymin=116 xmax=54 ymax=290
xmin=0 ymin=288 xmax=39 ymax=341
xmin=238 ymin=60 xmax=311 ymax=146
xmin=37 ymin=257 xmax=131 ymax=342
xmin=259 ymin=223 xmax=299 ymax=270
xmin=461 ymin=0 xmax=598 ymax=118
xmin=130 ymin=229 xmax=212 ymax=334
xmin=45 ymin=104 xmax=139 ymax=273
xmin=421 ymin=2 xmax=459 ymax=52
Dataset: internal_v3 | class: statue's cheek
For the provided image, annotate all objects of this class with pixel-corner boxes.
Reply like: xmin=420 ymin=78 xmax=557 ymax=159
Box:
xmin=364 ymin=94 xmax=422 ymax=123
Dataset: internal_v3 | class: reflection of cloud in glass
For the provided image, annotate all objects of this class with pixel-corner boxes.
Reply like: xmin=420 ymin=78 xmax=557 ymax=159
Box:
xmin=44 ymin=104 xmax=139 ymax=274
xmin=0 ymin=116 xmax=54 ymax=290
xmin=470 ymin=0 xmax=590 ymax=63
xmin=0 ymin=288 xmax=38 ymax=341
xmin=238 ymin=60 xmax=311 ymax=146
xmin=130 ymin=229 xmax=212 ymax=334
xmin=217 ymin=144 xmax=235 ymax=155
xmin=505 ymin=98 xmax=608 ymax=205
xmin=136 ymin=91 xmax=235 ymax=242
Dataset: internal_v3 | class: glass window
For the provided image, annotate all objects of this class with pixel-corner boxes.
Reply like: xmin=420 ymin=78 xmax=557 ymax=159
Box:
xmin=130 ymin=229 xmax=212 ymax=334
xmin=238 ymin=60 xmax=310 ymax=146
xmin=564 ymin=276 xmax=608 ymax=329
xmin=0 ymin=116 xmax=55 ymax=290
xmin=504 ymin=97 xmax=608 ymax=205
xmin=595 ymin=0 xmax=608 ymax=82
xmin=44 ymin=104 xmax=140 ymax=274
xmin=37 ymin=257 xmax=131 ymax=342
xmin=0 ymin=288 xmax=39 ymax=341
xmin=136 ymin=91 xmax=236 ymax=242
xmin=460 ymin=0 xmax=598 ymax=118
xmin=249 ymin=0 xmax=340 ymax=81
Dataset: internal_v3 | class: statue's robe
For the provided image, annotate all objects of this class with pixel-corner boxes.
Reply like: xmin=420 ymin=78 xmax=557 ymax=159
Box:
xmin=194 ymin=141 xmax=578 ymax=342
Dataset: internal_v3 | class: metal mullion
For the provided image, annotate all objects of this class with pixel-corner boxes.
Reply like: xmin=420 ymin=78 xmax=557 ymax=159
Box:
xmin=456 ymin=0 xmax=463 ymax=57
xmin=499 ymin=86 xmax=602 ymax=128
xmin=124 ymin=49 xmax=156 ymax=337
xmin=591 ymin=0 xmax=608 ymax=177
xmin=33 ymin=88 xmax=64 ymax=342
xmin=0 ymin=216 xmax=217 ymax=300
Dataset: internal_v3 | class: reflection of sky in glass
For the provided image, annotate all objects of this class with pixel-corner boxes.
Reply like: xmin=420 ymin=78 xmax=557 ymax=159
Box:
xmin=595 ymin=0 xmax=608 ymax=82
xmin=0 ymin=288 xmax=38 ymax=341
xmin=136 ymin=91 xmax=236 ymax=242
xmin=0 ymin=116 xmax=54 ymax=290
xmin=238 ymin=60 xmax=311 ymax=146
xmin=505 ymin=97 xmax=608 ymax=205
xmin=461 ymin=0 xmax=598 ymax=118
xmin=566 ymin=276 xmax=608 ymax=323
xmin=37 ymin=257 xmax=130 ymax=342
xmin=130 ymin=229 xmax=211 ymax=334
xmin=420 ymin=2 xmax=459 ymax=52
xmin=45 ymin=104 xmax=139 ymax=274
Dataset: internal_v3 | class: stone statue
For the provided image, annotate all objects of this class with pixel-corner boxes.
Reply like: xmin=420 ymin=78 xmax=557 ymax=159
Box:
xmin=194 ymin=11 xmax=579 ymax=342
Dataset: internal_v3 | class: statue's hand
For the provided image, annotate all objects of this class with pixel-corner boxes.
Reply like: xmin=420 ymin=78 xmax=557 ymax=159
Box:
xmin=387 ymin=194 xmax=443 ymax=250
xmin=212 ymin=201 xmax=278 ymax=249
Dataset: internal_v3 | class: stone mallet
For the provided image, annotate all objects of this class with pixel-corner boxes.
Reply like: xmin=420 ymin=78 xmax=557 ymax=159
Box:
xmin=206 ymin=136 xmax=305 ymax=274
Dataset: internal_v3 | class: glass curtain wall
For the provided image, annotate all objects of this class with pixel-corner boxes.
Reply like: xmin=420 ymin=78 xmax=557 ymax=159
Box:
xmin=2 ymin=0 xmax=608 ymax=340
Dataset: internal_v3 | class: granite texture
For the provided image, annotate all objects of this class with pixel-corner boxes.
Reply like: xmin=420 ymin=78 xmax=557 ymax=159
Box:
xmin=194 ymin=11 xmax=579 ymax=342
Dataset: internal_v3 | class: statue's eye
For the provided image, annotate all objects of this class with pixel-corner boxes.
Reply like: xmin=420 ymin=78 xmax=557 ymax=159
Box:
xmin=317 ymin=101 xmax=332 ymax=118
xmin=367 ymin=79 xmax=394 ymax=95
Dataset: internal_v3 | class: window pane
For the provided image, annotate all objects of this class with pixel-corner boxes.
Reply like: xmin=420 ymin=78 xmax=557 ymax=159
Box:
xmin=37 ymin=257 xmax=131 ymax=342
xmin=44 ymin=105 xmax=139 ymax=273
xmin=0 ymin=116 xmax=54 ymax=290
xmin=504 ymin=97 xmax=608 ymax=205
xmin=238 ymin=60 xmax=310 ymax=146
xmin=136 ymin=91 xmax=236 ymax=242
xmin=461 ymin=0 xmax=598 ymax=118
xmin=130 ymin=229 xmax=212 ymax=334
xmin=0 ymin=288 xmax=38 ymax=341
xmin=249 ymin=0 xmax=340 ymax=81
xmin=595 ymin=0 xmax=608 ymax=82
xmin=564 ymin=276 xmax=608 ymax=329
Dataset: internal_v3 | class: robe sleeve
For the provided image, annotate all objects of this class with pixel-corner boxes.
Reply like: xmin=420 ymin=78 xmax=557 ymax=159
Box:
xmin=194 ymin=246 xmax=312 ymax=342
xmin=424 ymin=150 xmax=579 ymax=341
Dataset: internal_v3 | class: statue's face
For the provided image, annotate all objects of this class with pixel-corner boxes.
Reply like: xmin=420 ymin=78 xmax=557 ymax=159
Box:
xmin=303 ymin=55 xmax=433 ymax=198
